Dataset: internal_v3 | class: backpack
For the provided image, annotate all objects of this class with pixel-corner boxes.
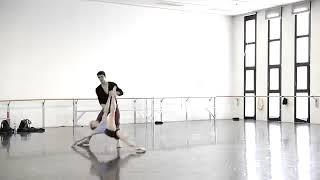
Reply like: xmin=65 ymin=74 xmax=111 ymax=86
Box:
xmin=18 ymin=119 xmax=31 ymax=129
xmin=282 ymin=98 xmax=288 ymax=105
xmin=0 ymin=120 xmax=14 ymax=134
xmin=17 ymin=119 xmax=45 ymax=133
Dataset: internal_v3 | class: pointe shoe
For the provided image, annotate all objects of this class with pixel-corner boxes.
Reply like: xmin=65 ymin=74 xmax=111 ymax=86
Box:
xmin=135 ymin=147 xmax=146 ymax=154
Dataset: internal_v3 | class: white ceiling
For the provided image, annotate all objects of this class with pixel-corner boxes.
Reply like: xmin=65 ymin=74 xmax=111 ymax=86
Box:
xmin=86 ymin=0 xmax=306 ymax=15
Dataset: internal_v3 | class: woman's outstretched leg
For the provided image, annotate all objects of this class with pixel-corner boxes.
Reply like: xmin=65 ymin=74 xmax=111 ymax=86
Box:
xmin=116 ymin=130 xmax=145 ymax=153
xmin=105 ymin=94 xmax=117 ymax=131
xmin=105 ymin=89 xmax=145 ymax=153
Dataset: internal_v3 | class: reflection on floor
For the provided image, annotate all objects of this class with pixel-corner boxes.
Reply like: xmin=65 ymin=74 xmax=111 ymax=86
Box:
xmin=0 ymin=120 xmax=319 ymax=180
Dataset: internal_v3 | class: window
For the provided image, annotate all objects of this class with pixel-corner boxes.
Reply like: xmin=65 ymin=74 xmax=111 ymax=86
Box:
xmin=267 ymin=15 xmax=282 ymax=121
xmin=294 ymin=9 xmax=311 ymax=123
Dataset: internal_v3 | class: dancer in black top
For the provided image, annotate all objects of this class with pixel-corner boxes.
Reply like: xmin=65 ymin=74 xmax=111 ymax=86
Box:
xmin=95 ymin=71 xmax=123 ymax=127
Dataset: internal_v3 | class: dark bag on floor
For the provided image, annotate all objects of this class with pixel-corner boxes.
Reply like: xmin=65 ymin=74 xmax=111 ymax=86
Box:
xmin=18 ymin=119 xmax=31 ymax=129
xmin=282 ymin=98 xmax=288 ymax=105
xmin=17 ymin=119 xmax=45 ymax=133
xmin=0 ymin=120 xmax=14 ymax=134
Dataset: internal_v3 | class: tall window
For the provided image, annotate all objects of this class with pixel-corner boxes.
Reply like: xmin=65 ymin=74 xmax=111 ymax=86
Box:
xmin=294 ymin=4 xmax=311 ymax=123
xmin=244 ymin=14 xmax=257 ymax=119
xmin=267 ymin=9 xmax=282 ymax=121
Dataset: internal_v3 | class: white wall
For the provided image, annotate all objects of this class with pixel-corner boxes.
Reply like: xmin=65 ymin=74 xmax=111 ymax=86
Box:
xmin=231 ymin=15 xmax=244 ymax=119
xmin=256 ymin=11 xmax=268 ymax=121
xmin=0 ymin=0 xmax=232 ymax=99
xmin=281 ymin=5 xmax=295 ymax=123
xmin=310 ymin=0 xmax=320 ymax=124
xmin=231 ymin=0 xmax=320 ymax=124
xmin=0 ymin=0 xmax=233 ymax=126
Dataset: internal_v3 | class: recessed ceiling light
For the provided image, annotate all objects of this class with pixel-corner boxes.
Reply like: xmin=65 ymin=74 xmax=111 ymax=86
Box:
xmin=266 ymin=12 xmax=280 ymax=19
xmin=292 ymin=6 xmax=308 ymax=13
xmin=157 ymin=1 xmax=184 ymax=7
